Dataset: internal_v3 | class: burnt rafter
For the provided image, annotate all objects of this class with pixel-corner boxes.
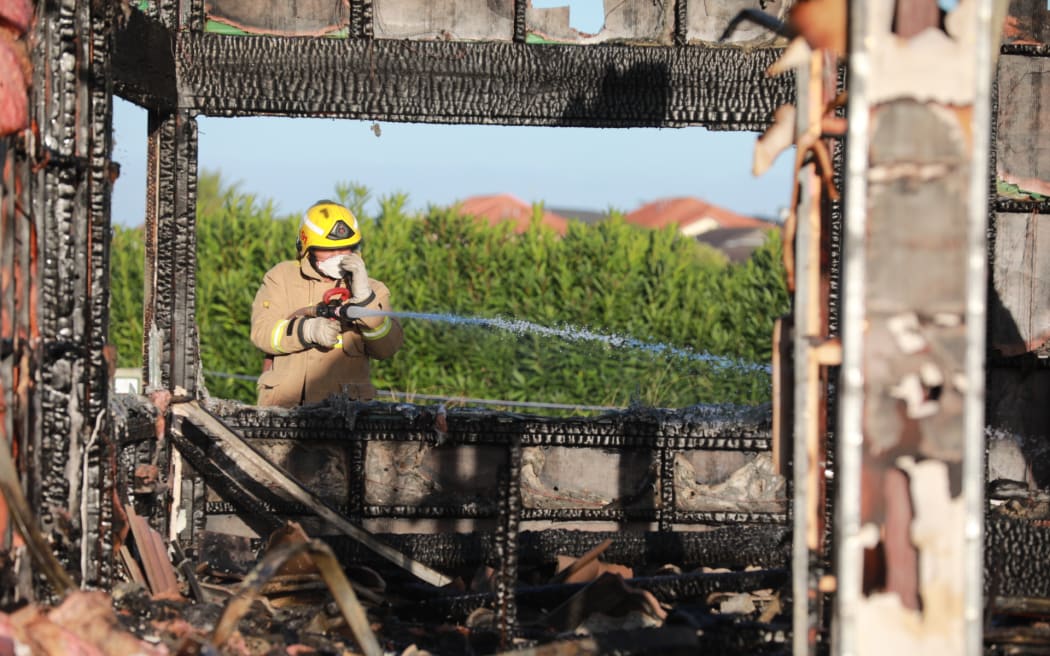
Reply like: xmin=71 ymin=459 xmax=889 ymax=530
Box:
xmin=112 ymin=13 xmax=792 ymax=130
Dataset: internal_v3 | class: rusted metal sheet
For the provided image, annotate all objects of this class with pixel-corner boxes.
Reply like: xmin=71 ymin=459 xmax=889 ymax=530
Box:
xmin=205 ymin=0 xmax=349 ymax=37
xmin=997 ymin=55 xmax=1050 ymax=198
xmin=990 ymin=212 xmax=1050 ymax=356
xmin=526 ymin=0 xmax=674 ymax=44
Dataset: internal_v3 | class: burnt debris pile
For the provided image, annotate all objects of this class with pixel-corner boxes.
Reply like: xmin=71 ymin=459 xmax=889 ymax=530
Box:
xmin=97 ymin=395 xmax=795 ymax=653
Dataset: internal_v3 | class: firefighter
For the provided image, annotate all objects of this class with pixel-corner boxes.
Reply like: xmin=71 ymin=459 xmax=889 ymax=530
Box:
xmin=251 ymin=200 xmax=403 ymax=407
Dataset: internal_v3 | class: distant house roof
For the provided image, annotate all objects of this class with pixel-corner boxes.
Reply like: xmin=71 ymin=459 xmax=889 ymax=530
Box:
xmin=696 ymin=226 xmax=775 ymax=263
xmin=456 ymin=194 xmax=569 ymax=235
xmin=624 ymin=197 xmax=772 ymax=237
xmin=546 ymin=206 xmax=609 ymax=225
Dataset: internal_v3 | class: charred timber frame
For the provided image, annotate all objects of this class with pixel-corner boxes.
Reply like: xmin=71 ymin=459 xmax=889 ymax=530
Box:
xmin=143 ymin=110 xmax=200 ymax=394
xmin=109 ymin=0 xmax=798 ymax=586
xmin=187 ymin=399 xmax=789 ymax=578
xmin=12 ymin=0 xmax=118 ymax=593
xmin=832 ymin=1 xmax=995 ymax=653
xmin=173 ymin=35 xmax=790 ymax=130
xmin=790 ymin=48 xmax=841 ymax=656
xmin=113 ymin=17 xmax=794 ymax=131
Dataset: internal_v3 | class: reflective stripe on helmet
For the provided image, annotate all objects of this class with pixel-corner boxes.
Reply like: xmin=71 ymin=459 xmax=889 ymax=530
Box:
xmin=271 ymin=319 xmax=290 ymax=353
xmin=361 ymin=317 xmax=392 ymax=341
xmin=301 ymin=213 xmax=326 ymax=237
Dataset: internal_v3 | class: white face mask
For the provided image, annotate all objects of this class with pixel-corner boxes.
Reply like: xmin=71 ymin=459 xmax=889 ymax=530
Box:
xmin=315 ymin=256 xmax=344 ymax=279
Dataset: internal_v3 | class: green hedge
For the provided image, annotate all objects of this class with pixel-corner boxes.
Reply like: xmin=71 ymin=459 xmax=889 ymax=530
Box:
xmin=109 ymin=173 xmax=789 ymax=410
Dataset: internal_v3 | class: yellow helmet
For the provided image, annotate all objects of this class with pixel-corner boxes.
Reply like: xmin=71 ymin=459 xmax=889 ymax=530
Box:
xmin=297 ymin=201 xmax=362 ymax=257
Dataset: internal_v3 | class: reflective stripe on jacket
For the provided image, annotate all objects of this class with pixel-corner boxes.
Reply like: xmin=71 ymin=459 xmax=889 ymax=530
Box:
xmin=250 ymin=258 xmax=404 ymax=407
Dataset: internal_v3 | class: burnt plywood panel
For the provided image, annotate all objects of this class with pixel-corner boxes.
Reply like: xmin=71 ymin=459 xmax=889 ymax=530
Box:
xmin=998 ymin=55 xmax=1050 ymax=198
xmin=373 ymin=0 xmax=514 ymax=40
xmin=1004 ymin=0 xmax=1050 ymax=46
xmin=364 ymin=442 xmax=503 ymax=507
xmin=234 ymin=439 xmax=350 ymax=504
xmin=205 ymin=0 xmax=349 ymax=36
xmin=526 ymin=1 xmax=673 ymax=45
xmin=991 ymin=212 xmax=1050 ymax=356
xmin=521 ymin=447 xmax=657 ymax=510
xmin=686 ymin=0 xmax=790 ymax=45
xmin=676 ymin=452 xmax=786 ymax=513
xmin=987 ymin=368 xmax=1050 ymax=486
xmin=175 ymin=33 xmax=791 ymax=129
xmin=113 ymin=9 xmax=176 ymax=109
xmin=987 ymin=368 xmax=1050 ymax=438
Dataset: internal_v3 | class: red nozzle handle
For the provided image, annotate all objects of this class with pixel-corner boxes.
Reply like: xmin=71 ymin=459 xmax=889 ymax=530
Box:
xmin=323 ymin=288 xmax=350 ymax=304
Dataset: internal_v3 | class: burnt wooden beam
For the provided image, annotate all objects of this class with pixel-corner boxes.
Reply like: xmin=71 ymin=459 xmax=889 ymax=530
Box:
xmin=144 ymin=110 xmax=199 ymax=393
xmin=26 ymin=0 xmax=117 ymax=592
xmin=112 ymin=10 xmax=177 ymax=111
xmin=170 ymin=400 xmax=453 ymax=587
xmin=174 ymin=33 xmax=791 ymax=130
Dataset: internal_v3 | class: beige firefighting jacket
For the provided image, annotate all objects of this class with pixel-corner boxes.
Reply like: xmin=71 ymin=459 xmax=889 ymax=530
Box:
xmin=250 ymin=257 xmax=403 ymax=407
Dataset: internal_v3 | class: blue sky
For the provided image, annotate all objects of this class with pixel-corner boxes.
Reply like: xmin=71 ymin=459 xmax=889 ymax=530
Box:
xmin=109 ymin=1 xmax=795 ymax=226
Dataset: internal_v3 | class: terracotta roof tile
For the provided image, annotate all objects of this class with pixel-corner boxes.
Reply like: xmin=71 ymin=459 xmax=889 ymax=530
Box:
xmin=456 ymin=194 xmax=569 ymax=236
xmin=624 ymin=197 xmax=772 ymax=235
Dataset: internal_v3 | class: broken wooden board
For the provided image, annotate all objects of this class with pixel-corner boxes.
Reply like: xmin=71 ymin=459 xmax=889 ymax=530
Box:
xmin=991 ymin=212 xmax=1050 ymax=356
xmin=170 ymin=401 xmax=452 ymax=587
xmin=686 ymin=0 xmax=790 ymax=45
xmin=374 ymin=0 xmax=515 ymax=41
xmin=127 ymin=507 xmax=180 ymax=598
xmin=997 ymin=55 xmax=1050 ymax=198
xmin=205 ymin=0 xmax=348 ymax=36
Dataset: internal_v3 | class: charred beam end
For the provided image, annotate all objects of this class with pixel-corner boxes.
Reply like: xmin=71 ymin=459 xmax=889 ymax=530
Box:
xmin=175 ymin=34 xmax=791 ymax=129
xmin=997 ymin=197 xmax=1050 ymax=215
xmin=112 ymin=10 xmax=176 ymax=111
xmin=1001 ymin=43 xmax=1050 ymax=57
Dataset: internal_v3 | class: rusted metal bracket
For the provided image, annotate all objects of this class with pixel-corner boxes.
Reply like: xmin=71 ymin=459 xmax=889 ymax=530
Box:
xmin=169 ymin=400 xmax=452 ymax=587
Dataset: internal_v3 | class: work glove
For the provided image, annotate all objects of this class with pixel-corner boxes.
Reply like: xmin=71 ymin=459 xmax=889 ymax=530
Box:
xmin=337 ymin=253 xmax=375 ymax=305
xmin=299 ymin=317 xmax=340 ymax=348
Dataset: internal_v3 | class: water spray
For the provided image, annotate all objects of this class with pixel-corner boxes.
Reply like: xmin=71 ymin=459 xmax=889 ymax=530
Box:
xmin=324 ymin=304 xmax=770 ymax=374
